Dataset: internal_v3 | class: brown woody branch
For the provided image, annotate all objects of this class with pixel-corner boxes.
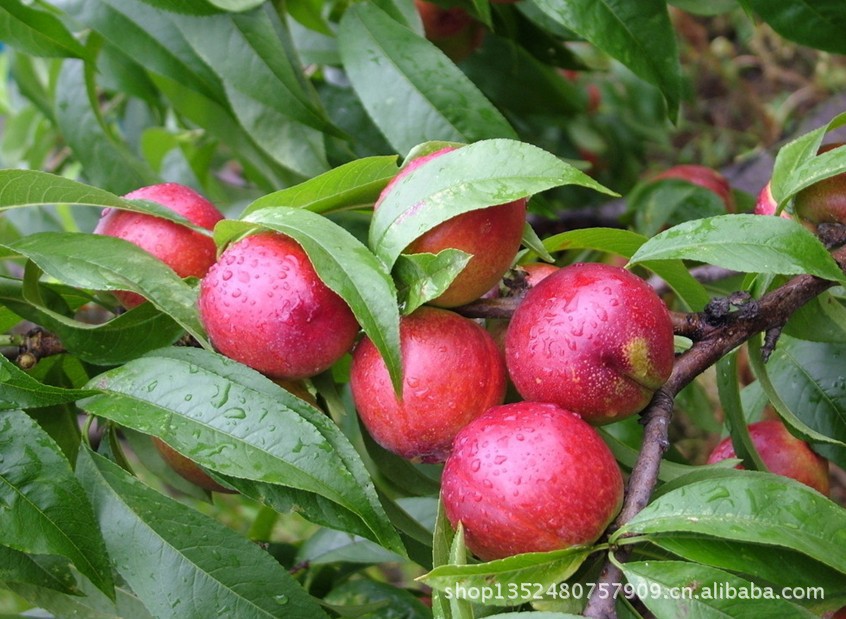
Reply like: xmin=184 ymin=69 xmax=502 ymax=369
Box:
xmin=581 ymin=247 xmax=846 ymax=619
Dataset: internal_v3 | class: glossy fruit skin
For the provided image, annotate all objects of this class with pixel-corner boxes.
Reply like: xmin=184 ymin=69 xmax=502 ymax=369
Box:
xmin=153 ymin=438 xmax=235 ymax=494
xmin=793 ymin=142 xmax=846 ymax=225
xmin=505 ymin=263 xmax=675 ymax=424
xmin=442 ymin=401 xmax=623 ymax=561
xmin=414 ymin=0 xmax=485 ymax=62
xmin=350 ymin=306 xmax=506 ymax=463
xmin=198 ymin=232 xmax=359 ymax=380
xmin=94 ymin=183 xmax=224 ymax=309
xmin=377 ymin=147 xmax=527 ymax=307
xmin=653 ymin=164 xmax=735 ymax=213
xmin=706 ymin=420 xmax=830 ymax=495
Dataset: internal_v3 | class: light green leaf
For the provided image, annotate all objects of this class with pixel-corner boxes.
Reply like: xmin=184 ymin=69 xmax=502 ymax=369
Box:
xmin=628 ymin=214 xmax=846 ymax=284
xmin=394 ymin=250 xmax=472 ymax=315
xmin=242 ymin=156 xmax=399 ymax=216
xmin=0 ymin=0 xmax=88 ymax=59
xmin=370 ymin=139 xmax=613 ymax=269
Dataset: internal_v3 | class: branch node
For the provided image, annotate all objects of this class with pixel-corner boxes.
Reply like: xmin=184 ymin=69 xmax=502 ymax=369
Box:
xmin=761 ymin=325 xmax=783 ymax=362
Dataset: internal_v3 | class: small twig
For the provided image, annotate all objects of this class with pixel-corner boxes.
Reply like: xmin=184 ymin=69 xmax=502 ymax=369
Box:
xmin=9 ymin=328 xmax=67 ymax=369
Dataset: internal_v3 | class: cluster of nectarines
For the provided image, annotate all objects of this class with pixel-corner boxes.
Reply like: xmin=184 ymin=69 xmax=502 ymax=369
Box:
xmin=93 ymin=141 xmax=834 ymax=561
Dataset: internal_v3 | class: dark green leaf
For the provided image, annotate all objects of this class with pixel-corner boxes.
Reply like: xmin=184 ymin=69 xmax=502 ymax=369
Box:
xmin=11 ymin=577 xmax=153 ymax=619
xmin=54 ymin=60 xmax=159 ymax=195
xmin=76 ymin=448 xmax=328 ymax=618
xmin=756 ymin=335 xmax=846 ymax=467
xmin=360 ymin=421 xmax=443 ymax=497
xmin=242 ymin=156 xmax=399 ymax=216
xmin=532 ymin=0 xmax=681 ymax=118
xmin=4 ymin=232 xmax=209 ymax=347
xmin=620 ymin=560 xmax=818 ymax=618
xmin=420 ymin=546 xmax=590 ymax=607
xmin=0 ymin=547 xmax=78 ymax=594
xmin=746 ymin=334 xmax=846 ymax=454
xmin=297 ymin=528 xmax=405 ymax=566
xmin=615 ymin=473 xmax=846 ymax=575
xmin=370 ymin=139 xmax=613 ymax=268
xmin=628 ymin=214 xmax=846 ymax=283
xmin=324 ymin=580 xmax=430 ymax=619
xmin=0 ymin=0 xmax=88 ymax=59
xmin=394 ymin=250 xmax=472 ymax=315
xmin=0 ymin=411 xmax=113 ymax=598
xmin=81 ymin=347 xmax=404 ymax=554
xmin=338 ymin=3 xmax=516 ymax=155
xmin=0 ymin=356 xmax=95 ymax=411
xmin=216 ymin=209 xmax=403 ymax=394
xmin=741 ymin=0 xmax=846 ymax=55
xmin=783 ymin=290 xmax=846 ymax=343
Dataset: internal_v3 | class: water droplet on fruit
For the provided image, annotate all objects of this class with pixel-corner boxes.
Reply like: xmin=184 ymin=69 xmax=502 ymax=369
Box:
xmin=494 ymin=455 xmax=507 ymax=465
xmin=471 ymin=459 xmax=481 ymax=472
xmin=515 ymin=433 xmax=524 ymax=441
xmin=232 ymin=289 xmax=242 ymax=298
xmin=222 ymin=270 xmax=233 ymax=281
xmin=472 ymin=491 xmax=483 ymax=502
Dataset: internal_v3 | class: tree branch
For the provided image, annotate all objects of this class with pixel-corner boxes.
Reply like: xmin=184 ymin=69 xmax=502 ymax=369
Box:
xmin=582 ymin=249 xmax=845 ymax=619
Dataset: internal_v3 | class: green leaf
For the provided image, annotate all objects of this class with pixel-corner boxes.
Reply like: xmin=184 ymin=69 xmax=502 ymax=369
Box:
xmin=207 ymin=0 xmax=265 ymax=10
xmin=629 ymin=180 xmax=729 ymax=237
xmin=0 ymin=0 xmax=88 ymax=59
xmin=297 ymin=528 xmax=405 ymax=566
xmin=420 ymin=546 xmax=590 ymax=607
xmin=81 ymin=347 xmax=404 ymax=554
xmin=770 ymin=111 xmax=846 ymax=204
xmin=746 ymin=334 xmax=846 ymax=453
xmin=0 ymin=169 xmax=203 ymax=229
xmin=756 ymin=335 xmax=846 ymax=467
xmin=324 ymin=580 xmax=431 ymax=619
xmin=620 ymin=560 xmax=818 ymax=618
xmin=394 ymin=250 xmax=472 ymax=315
xmin=54 ymin=60 xmax=159 ymax=195
xmin=76 ymin=448 xmax=328 ymax=619
xmin=11 ymin=576 xmax=153 ymax=619
xmin=628 ymin=214 xmax=846 ymax=283
xmin=4 ymin=232 xmax=209 ymax=347
xmin=216 ymin=209 xmax=403 ymax=394
xmin=242 ymin=155 xmax=399 ymax=216
xmin=0 ymin=356 xmax=95 ymax=410
xmin=652 ymin=537 xmax=846 ymax=610
xmin=0 ymin=411 xmax=113 ymax=599
xmin=615 ymin=473 xmax=846 ymax=575
xmin=783 ymin=290 xmax=846 ymax=343
xmin=2 ymin=284 xmax=185 ymax=366
xmin=538 ymin=227 xmax=710 ymax=310
xmin=0 ymin=547 xmax=78 ymax=595
xmin=338 ymin=3 xmax=517 ymax=155
xmin=716 ymin=352 xmax=769 ymax=471
xmin=370 ymin=139 xmax=614 ymax=269
xmin=532 ymin=0 xmax=681 ymax=118
xmin=740 ymin=0 xmax=846 ymax=55
xmin=66 ymin=0 xmax=223 ymax=101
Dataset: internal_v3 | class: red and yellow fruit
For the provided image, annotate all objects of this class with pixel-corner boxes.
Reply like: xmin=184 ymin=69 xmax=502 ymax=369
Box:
xmin=505 ymin=262 xmax=674 ymax=424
